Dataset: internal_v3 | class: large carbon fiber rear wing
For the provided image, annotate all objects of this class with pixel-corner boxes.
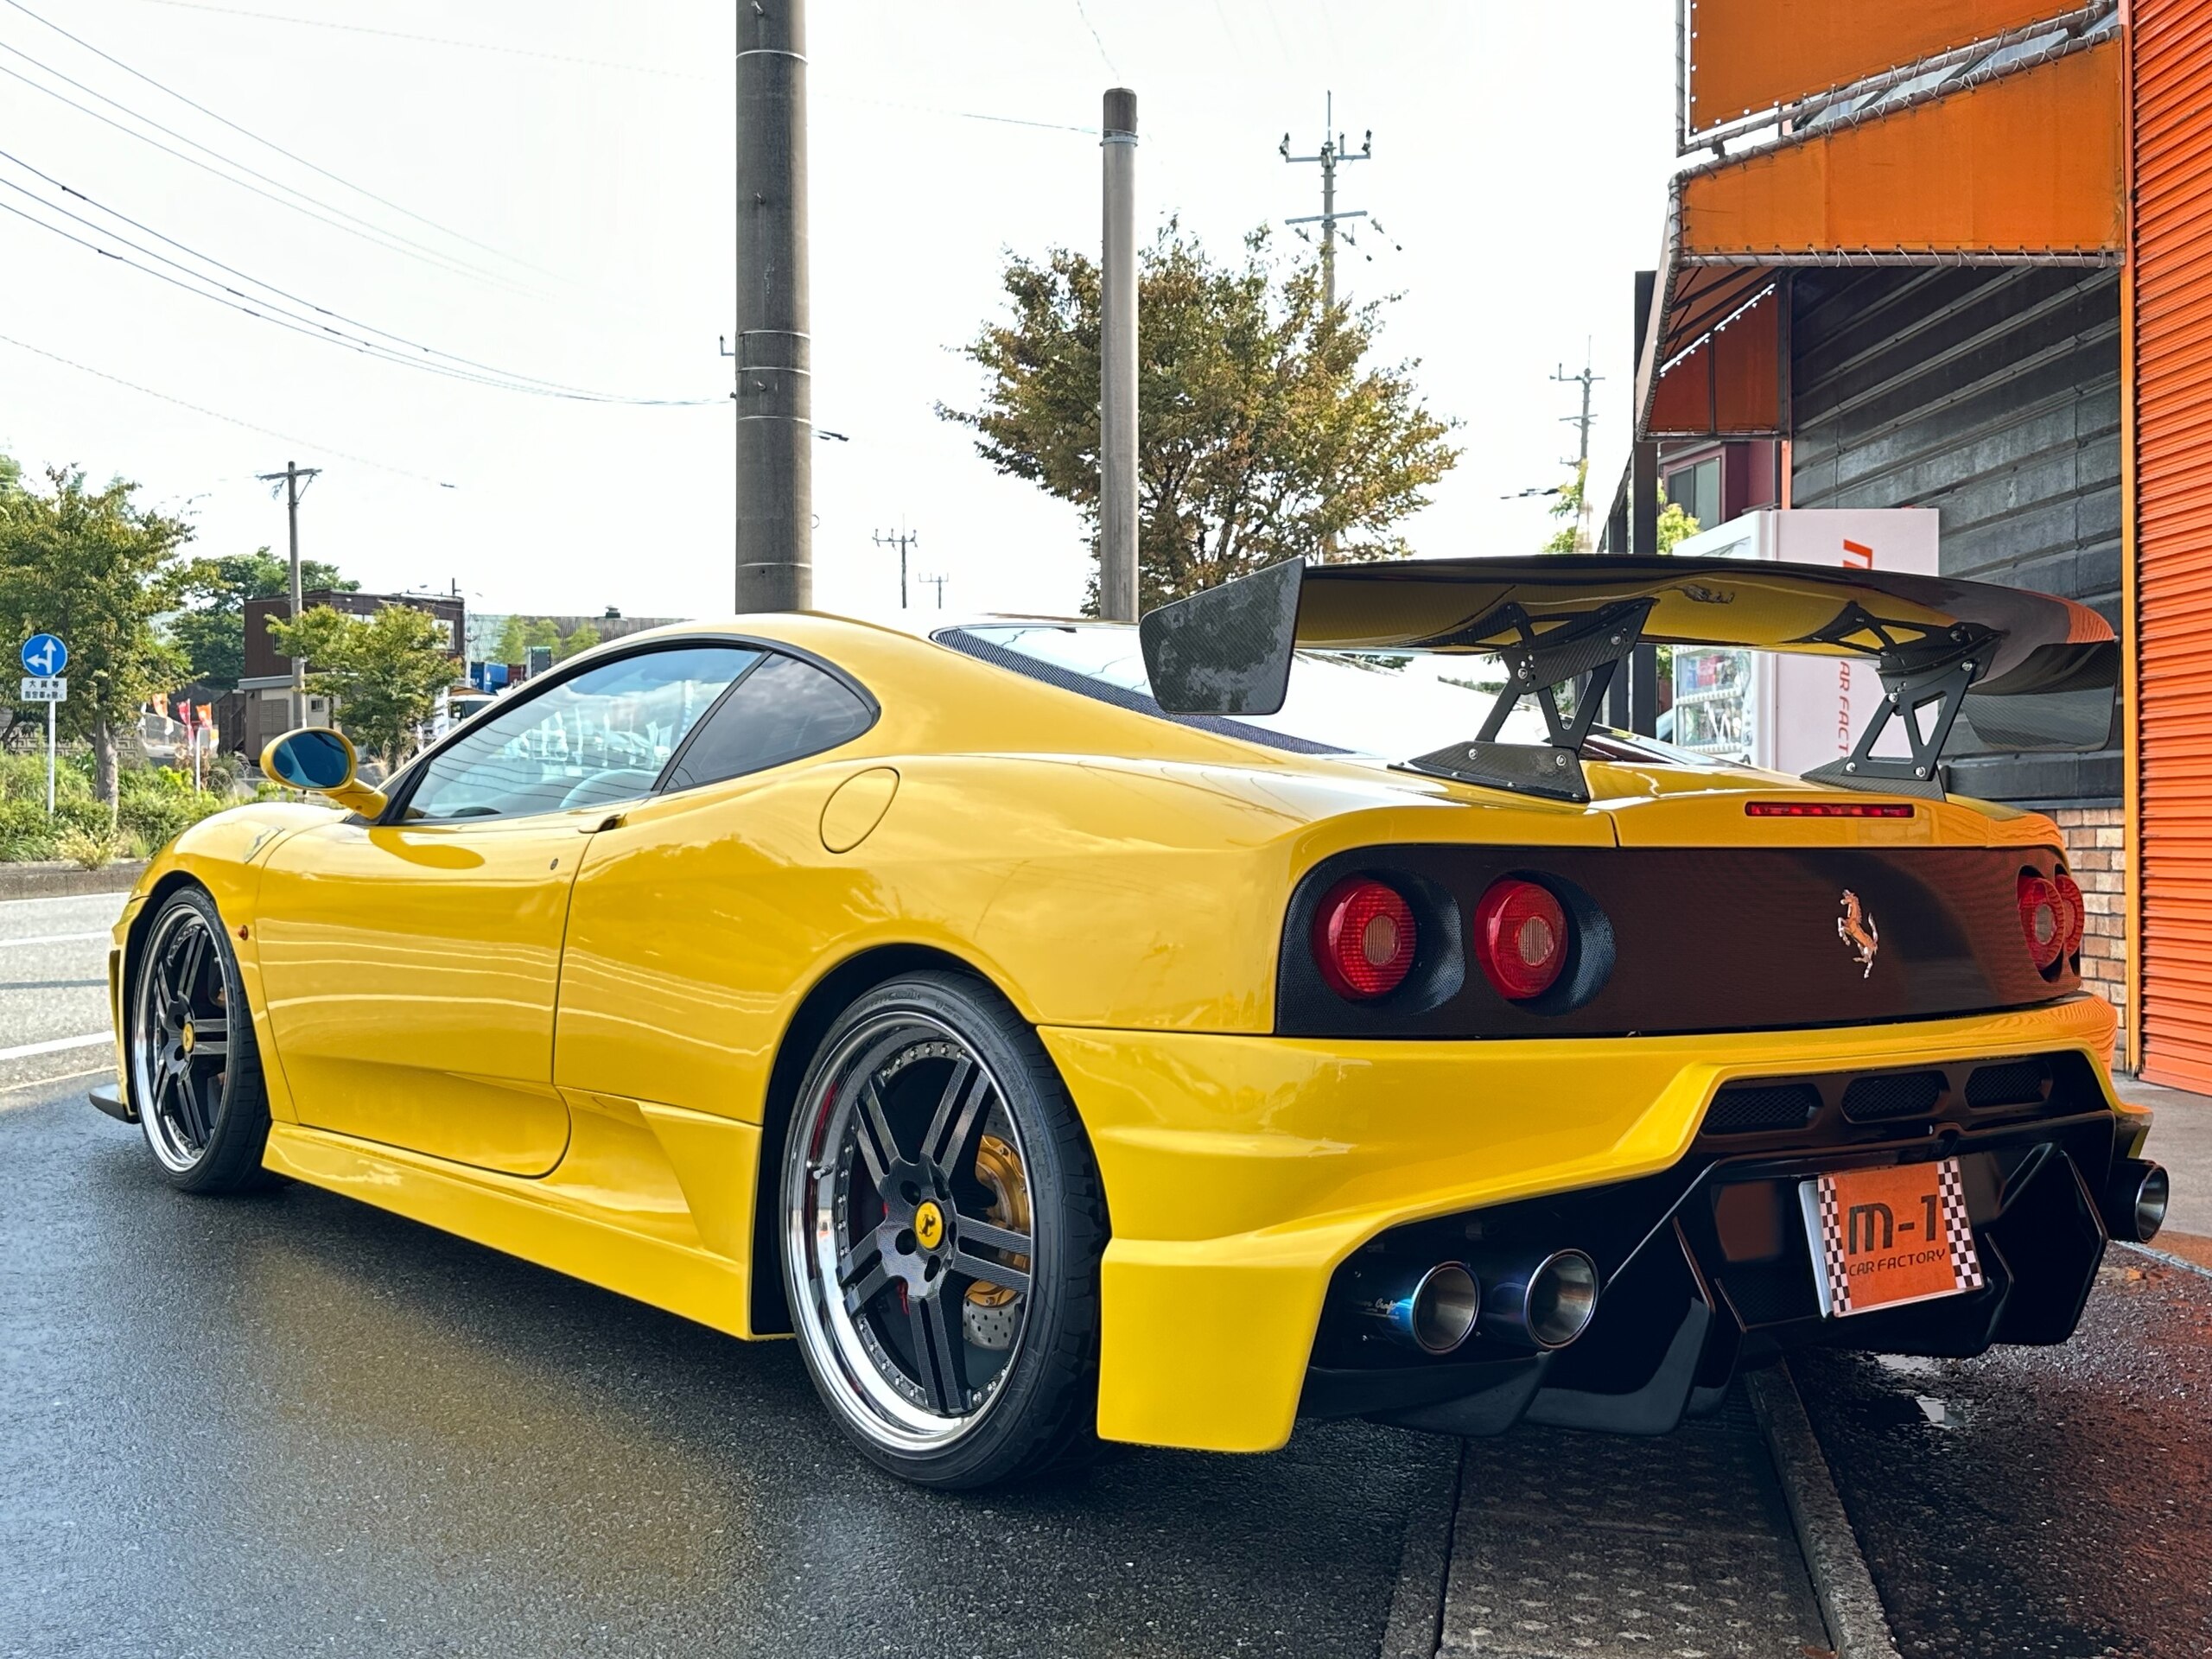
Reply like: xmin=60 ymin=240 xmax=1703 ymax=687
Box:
xmin=1137 ymin=556 xmax=2117 ymax=803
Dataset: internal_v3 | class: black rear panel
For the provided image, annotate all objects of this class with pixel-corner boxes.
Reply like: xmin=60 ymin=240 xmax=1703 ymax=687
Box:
xmin=1276 ymin=843 xmax=2081 ymax=1039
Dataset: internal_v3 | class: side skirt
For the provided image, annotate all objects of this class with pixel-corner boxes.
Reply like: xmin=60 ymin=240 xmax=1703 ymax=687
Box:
xmin=263 ymin=1120 xmax=776 ymax=1341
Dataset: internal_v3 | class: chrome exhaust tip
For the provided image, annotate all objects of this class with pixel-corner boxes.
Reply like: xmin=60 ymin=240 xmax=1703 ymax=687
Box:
xmin=1478 ymin=1248 xmax=1600 ymax=1351
xmin=1353 ymin=1261 xmax=1481 ymax=1356
xmin=2107 ymin=1159 xmax=2170 ymax=1243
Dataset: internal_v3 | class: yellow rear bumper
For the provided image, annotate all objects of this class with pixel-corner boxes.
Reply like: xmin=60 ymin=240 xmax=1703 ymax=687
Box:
xmin=1043 ymin=993 xmax=2126 ymax=1453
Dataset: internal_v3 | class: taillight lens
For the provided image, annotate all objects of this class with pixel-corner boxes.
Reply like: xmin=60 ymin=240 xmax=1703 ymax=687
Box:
xmin=2018 ymin=874 xmax=2066 ymax=970
xmin=1313 ymin=877 xmax=1418 ymax=1000
xmin=1473 ymin=877 xmax=1570 ymax=1001
xmin=2053 ymin=871 xmax=2086 ymax=957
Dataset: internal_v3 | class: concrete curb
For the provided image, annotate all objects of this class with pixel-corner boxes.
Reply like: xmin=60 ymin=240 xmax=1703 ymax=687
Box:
xmin=1745 ymin=1362 xmax=1903 ymax=1659
xmin=0 ymin=861 xmax=145 ymax=900
xmin=1376 ymin=1440 xmax=1459 ymax=1659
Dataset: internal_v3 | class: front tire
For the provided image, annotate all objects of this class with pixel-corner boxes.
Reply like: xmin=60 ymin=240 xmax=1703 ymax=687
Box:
xmin=130 ymin=887 xmax=272 ymax=1194
xmin=779 ymin=970 xmax=1107 ymax=1488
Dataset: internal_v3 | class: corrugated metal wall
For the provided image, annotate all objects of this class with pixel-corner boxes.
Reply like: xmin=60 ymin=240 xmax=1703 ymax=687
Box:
xmin=1789 ymin=264 xmax=2123 ymax=804
xmin=2133 ymin=0 xmax=2212 ymax=1093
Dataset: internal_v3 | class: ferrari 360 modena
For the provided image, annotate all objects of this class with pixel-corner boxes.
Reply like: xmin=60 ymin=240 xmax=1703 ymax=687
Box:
xmin=94 ymin=554 xmax=2164 ymax=1488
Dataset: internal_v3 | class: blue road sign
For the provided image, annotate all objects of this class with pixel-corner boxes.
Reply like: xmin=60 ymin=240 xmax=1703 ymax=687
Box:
xmin=21 ymin=633 xmax=66 ymax=677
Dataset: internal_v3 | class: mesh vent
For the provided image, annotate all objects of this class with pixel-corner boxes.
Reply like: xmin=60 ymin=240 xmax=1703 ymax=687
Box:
xmin=1720 ymin=1258 xmax=1821 ymax=1326
xmin=1966 ymin=1058 xmax=2051 ymax=1109
xmin=1705 ymin=1083 xmax=1821 ymax=1135
xmin=1840 ymin=1071 xmax=1946 ymax=1122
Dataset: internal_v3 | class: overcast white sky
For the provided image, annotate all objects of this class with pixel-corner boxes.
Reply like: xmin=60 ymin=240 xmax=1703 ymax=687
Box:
xmin=0 ymin=0 xmax=1678 ymax=627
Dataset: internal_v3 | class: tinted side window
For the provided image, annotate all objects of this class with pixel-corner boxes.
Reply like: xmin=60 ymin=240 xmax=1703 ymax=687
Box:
xmin=667 ymin=652 xmax=873 ymax=790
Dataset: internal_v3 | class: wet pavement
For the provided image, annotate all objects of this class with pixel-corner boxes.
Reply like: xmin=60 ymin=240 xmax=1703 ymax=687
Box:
xmin=1795 ymin=1249 xmax=2212 ymax=1659
xmin=1 ymin=1079 xmax=1452 ymax=1659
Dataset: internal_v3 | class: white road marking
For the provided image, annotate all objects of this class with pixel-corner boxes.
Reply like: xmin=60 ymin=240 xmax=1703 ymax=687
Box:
xmin=2 ymin=931 xmax=111 ymax=947
xmin=0 ymin=1032 xmax=113 ymax=1061
xmin=0 ymin=890 xmax=130 ymax=909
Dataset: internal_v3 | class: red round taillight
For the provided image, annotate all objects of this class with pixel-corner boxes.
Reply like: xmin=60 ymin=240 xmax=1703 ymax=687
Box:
xmin=1473 ymin=877 xmax=1570 ymax=1001
xmin=2053 ymin=871 xmax=2086 ymax=958
xmin=2018 ymin=873 xmax=2066 ymax=971
xmin=1312 ymin=877 xmax=1418 ymax=1001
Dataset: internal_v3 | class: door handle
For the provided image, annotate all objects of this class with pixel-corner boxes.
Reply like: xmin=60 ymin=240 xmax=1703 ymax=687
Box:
xmin=584 ymin=811 xmax=626 ymax=834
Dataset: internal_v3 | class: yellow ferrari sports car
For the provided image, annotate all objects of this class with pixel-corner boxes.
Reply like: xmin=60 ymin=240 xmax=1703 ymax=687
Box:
xmin=92 ymin=555 xmax=2165 ymax=1489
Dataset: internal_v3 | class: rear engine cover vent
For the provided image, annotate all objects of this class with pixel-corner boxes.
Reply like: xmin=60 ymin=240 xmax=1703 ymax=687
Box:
xmin=1705 ymin=1083 xmax=1821 ymax=1135
xmin=1841 ymin=1070 xmax=1946 ymax=1122
xmin=1966 ymin=1058 xmax=2052 ymax=1110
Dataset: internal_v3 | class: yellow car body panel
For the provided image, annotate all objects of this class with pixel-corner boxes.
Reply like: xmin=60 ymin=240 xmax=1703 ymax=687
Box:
xmin=106 ymin=612 xmax=2134 ymax=1453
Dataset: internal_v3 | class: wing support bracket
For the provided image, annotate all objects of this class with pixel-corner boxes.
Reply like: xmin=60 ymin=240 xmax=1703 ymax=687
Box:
xmin=1801 ymin=628 xmax=1996 ymax=800
xmin=1404 ymin=598 xmax=1656 ymax=804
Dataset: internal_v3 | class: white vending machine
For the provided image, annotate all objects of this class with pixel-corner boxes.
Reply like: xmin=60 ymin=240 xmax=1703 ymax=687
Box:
xmin=1667 ymin=508 xmax=1940 ymax=774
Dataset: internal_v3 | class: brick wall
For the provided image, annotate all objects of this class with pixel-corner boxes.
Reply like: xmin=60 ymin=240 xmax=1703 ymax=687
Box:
xmin=2053 ymin=805 xmax=2126 ymax=1060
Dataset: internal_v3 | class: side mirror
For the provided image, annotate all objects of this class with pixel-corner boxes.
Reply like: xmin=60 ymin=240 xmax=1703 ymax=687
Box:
xmin=261 ymin=727 xmax=388 ymax=817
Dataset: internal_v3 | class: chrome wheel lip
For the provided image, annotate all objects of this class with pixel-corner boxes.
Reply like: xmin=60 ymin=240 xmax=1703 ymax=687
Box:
xmin=784 ymin=1008 xmax=1034 ymax=1456
xmin=130 ymin=903 xmax=231 ymax=1175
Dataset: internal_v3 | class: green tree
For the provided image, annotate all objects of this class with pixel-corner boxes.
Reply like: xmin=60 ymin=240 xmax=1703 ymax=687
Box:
xmin=1540 ymin=461 xmax=1590 ymax=555
xmin=943 ymin=224 xmax=1460 ymax=612
xmin=556 ymin=620 xmax=601 ymax=660
xmin=493 ymin=614 xmax=559 ymax=663
xmin=266 ymin=602 xmax=458 ymax=768
xmin=0 ymin=467 xmax=194 ymax=804
xmin=172 ymin=549 xmax=354 ymax=690
xmin=1656 ymin=480 xmax=1698 ymax=554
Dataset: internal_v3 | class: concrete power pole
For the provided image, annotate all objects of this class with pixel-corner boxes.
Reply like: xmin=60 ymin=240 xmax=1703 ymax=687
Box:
xmin=1553 ymin=343 xmax=1603 ymax=553
xmin=1098 ymin=87 xmax=1140 ymax=623
xmin=734 ymin=0 xmax=811 ymax=613
xmin=873 ymin=525 xmax=918 ymax=609
xmin=255 ymin=460 xmax=322 ymax=728
xmin=1282 ymin=92 xmax=1371 ymax=313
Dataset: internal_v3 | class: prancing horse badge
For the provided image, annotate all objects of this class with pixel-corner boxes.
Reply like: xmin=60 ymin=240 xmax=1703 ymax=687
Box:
xmin=1837 ymin=890 xmax=1879 ymax=979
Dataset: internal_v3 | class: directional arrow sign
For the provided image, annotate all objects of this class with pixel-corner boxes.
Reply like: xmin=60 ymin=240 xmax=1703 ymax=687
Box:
xmin=21 ymin=633 xmax=66 ymax=677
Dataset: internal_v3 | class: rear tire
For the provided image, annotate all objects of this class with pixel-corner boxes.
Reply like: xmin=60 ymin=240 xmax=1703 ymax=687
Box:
xmin=779 ymin=970 xmax=1107 ymax=1489
xmin=129 ymin=887 xmax=273 ymax=1194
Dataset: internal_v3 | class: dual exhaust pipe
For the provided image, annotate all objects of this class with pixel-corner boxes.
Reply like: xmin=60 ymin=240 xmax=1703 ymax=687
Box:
xmin=1347 ymin=1248 xmax=1599 ymax=1357
xmin=2106 ymin=1158 xmax=2170 ymax=1243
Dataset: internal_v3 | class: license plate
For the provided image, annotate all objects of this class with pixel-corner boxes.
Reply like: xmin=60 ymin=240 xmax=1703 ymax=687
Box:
xmin=1799 ymin=1157 xmax=1983 ymax=1319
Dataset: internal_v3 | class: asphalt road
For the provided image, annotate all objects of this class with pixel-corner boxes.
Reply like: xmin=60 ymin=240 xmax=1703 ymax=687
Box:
xmin=1 ymin=1073 xmax=1455 ymax=1659
xmin=0 ymin=890 xmax=121 ymax=1091
xmin=1796 ymin=1249 xmax=2212 ymax=1659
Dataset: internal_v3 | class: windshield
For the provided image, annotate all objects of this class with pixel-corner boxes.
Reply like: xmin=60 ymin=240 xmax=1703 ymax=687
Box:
xmin=950 ymin=621 xmax=1718 ymax=767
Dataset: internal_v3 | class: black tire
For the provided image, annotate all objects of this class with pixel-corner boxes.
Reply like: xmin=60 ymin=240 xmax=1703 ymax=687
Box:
xmin=779 ymin=969 xmax=1107 ymax=1489
xmin=129 ymin=886 xmax=273 ymax=1195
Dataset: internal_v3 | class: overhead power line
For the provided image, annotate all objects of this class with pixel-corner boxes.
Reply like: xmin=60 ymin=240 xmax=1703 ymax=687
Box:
xmin=3 ymin=0 xmax=565 ymax=283
xmin=0 ymin=327 xmax=455 ymax=486
xmin=0 ymin=44 xmax=547 ymax=296
xmin=0 ymin=171 xmax=719 ymax=404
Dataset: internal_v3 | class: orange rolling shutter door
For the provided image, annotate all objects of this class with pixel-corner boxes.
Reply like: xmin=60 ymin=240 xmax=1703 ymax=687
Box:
xmin=1688 ymin=0 xmax=2082 ymax=135
xmin=2133 ymin=0 xmax=2212 ymax=1090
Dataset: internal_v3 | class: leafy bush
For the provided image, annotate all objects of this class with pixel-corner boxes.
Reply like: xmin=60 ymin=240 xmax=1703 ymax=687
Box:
xmin=0 ymin=750 xmax=92 ymax=805
xmin=0 ymin=798 xmax=116 ymax=861
xmin=56 ymin=821 xmax=129 ymax=870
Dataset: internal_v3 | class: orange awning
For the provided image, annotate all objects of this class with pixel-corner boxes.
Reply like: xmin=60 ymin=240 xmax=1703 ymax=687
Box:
xmin=1639 ymin=35 xmax=2122 ymax=438
xmin=1687 ymin=0 xmax=2089 ymax=138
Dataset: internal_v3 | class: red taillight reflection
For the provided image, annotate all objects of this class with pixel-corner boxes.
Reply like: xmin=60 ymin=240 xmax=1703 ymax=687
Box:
xmin=1313 ymin=877 xmax=1418 ymax=1001
xmin=2054 ymin=871 xmax=2086 ymax=957
xmin=2018 ymin=874 xmax=2066 ymax=971
xmin=1473 ymin=877 xmax=1570 ymax=1001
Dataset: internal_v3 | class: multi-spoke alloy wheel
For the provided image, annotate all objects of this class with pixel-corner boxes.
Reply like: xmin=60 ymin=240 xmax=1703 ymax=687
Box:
xmin=781 ymin=972 xmax=1106 ymax=1488
xmin=130 ymin=887 xmax=271 ymax=1192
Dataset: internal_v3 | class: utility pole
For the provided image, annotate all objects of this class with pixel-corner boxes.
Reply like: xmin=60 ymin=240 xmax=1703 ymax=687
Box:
xmin=1281 ymin=92 xmax=1372 ymax=312
xmin=256 ymin=461 xmax=321 ymax=728
xmin=1099 ymin=86 xmax=1139 ymax=622
xmin=916 ymin=571 xmax=948 ymax=609
xmin=1553 ymin=343 xmax=1603 ymax=554
xmin=874 ymin=525 xmax=918 ymax=609
xmin=734 ymin=0 xmax=811 ymax=613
